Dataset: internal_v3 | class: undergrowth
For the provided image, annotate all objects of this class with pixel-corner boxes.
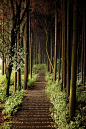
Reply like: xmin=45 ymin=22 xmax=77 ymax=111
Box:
xmin=0 ymin=64 xmax=46 ymax=129
xmin=2 ymin=90 xmax=26 ymax=115
xmin=45 ymin=71 xmax=86 ymax=129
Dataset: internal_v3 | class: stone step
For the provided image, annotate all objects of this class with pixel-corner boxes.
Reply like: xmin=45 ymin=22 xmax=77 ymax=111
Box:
xmin=11 ymin=71 xmax=56 ymax=129
xmin=13 ymin=117 xmax=53 ymax=122
xmin=14 ymin=114 xmax=51 ymax=118
xmin=12 ymin=125 xmax=55 ymax=129
xmin=12 ymin=122 xmax=55 ymax=128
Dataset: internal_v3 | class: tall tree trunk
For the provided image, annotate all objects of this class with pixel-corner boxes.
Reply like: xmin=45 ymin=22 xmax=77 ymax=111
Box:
xmin=5 ymin=28 xmax=15 ymax=97
xmin=58 ymin=23 xmax=61 ymax=82
xmin=46 ymin=32 xmax=49 ymax=71
xmin=67 ymin=0 xmax=70 ymax=97
xmin=17 ymin=3 xmax=21 ymax=90
xmin=50 ymin=31 xmax=53 ymax=74
xmin=53 ymin=4 xmax=57 ymax=82
xmin=81 ymin=23 xmax=84 ymax=84
xmin=17 ymin=29 xmax=21 ymax=90
xmin=35 ymin=41 xmax=36 ymax=65
xmin=36 ymin=42 xmax=38 ymax=64
xmin=24 ymin=0 xmax=29 ymax=90
xmin=30 ymin=32 xmax=32 ymax=78
xmin=63 ymin=0 xmax=66 ymax=90
xmin=2 ymin=15 xmax=4 ymax=75
xmin=77 ymin=28 xmax=80 ymax=81
xmin=14 ymin=38 xmax=17 ymax=92
xmin=39 ymin=41 xmax=41 ymax=64
xmin=61 ymin=0 xmax=63 ymax=90
xmin=83 ymin=10 xmax=86 ymax=86
xmin=69 ymin=0 xmax=77 ymax=120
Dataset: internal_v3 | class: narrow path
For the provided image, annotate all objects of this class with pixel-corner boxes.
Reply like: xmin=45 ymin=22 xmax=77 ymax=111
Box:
xmin=11 ymin=70 xmax=56 ymax=129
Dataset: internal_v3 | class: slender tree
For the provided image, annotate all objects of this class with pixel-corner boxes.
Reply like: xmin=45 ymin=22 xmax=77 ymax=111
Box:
xmin=24 ymin=0 xmax=29 ymax=90
xmin=81 ymin=21 xmax=84 ymax=84
xmin=69 ymin=0 xmax=77 ymax=120
xmin=63 ymin=0 xmax=66 ymax=90
xmin=67 ymin=0 xmax=70 ymax=97
xmin=50 ymin=30 xmax=53 ymax=74
xmin=53 ymin=4 xmax=57 ymax=82
xmin=83 ymin=10 xmax=85 ymax=87
xmin=58 ymin=23 xmax=61 ymax=82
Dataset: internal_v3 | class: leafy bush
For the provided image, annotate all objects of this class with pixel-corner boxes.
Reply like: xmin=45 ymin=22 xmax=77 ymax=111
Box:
xmin=0 ymin=121 xmax=11 ymax=129
xmin=2 ymin=90 xmax=26 ymax=115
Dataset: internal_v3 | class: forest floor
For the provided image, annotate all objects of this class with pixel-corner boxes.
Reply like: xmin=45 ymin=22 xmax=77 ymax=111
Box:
xmin=10 ymin=70 xmax=56 ymax=129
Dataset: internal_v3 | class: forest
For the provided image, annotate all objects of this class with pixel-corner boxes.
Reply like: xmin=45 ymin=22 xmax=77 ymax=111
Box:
xmin=0 ymin=0 xmax=86 ymax=129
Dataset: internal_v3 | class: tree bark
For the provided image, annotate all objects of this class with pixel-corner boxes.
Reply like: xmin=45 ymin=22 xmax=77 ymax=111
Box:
xmin=67 ymin=0 xmax=70 ymax=97
xmin=24 ymin=0 xmax=29 ymax=90
xmin=83 ymin=10 xmax=86 ymax=86
xmin=63 ymin=0 xmax=66 ymax=90
xmin=39 ymin=41 xmax=41 ymax=64
xmin=53 ymin=4 xmax=57 ymax=82
xmin=61 ymin=0 xmax=63 ymax=90
xmin=69 ymin=0 xmax=77 ymax=120
xmin=2 ymin=53 xmax=4 ymax=75
xmin=50 ymin=31 xmax=53 ymax=74
xmin=30 ymin=32 xmax=32 ymax=78
xmin=81 ymin=22 xmax=84 ymax=84
xmin=58 ymin=23 xmax=61 ymax=82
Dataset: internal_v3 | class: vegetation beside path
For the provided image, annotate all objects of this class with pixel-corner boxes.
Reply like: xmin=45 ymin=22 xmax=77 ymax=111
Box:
xmin=0 ymin=64 xmax=44 ymax=129
xmin=45 ymin=69 xmax=86 ymax=129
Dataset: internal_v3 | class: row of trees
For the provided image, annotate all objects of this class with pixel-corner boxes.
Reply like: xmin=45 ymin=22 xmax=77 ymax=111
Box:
xmin=31 ymin=0 xmax=86 ymax=121
xmin=44 ymin=0 xmax=86 ymax=121
xmin=0 ymin=0 xmax=86 ymax=122
xmin=0 ymin=0 xmax=30 ymax=95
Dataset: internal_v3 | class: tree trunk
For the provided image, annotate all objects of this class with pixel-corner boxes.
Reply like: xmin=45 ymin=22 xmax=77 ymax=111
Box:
xmin=83 ymin=10 xmax=86 ymax=86
xmin=46 ymin=32 xmax=49 ymax=71
xmin=30 ymin=32 xmax=32 ymax=78
xmin=39 ymin=41 xmax=41 ymax=64
xmin=17 ymin=29 xmax=21 ymax=90
xmin=4 ymin=29 xmax=15 ymax=97
xmin=24 ymin=1 xmax=29 ymax=90
xmin=50 ymin=31 xmax=53 ymax=74
xmin=58 ymin=23 xmax=61 ymax=82
xmin=81 ymin=23 xmax=84 ymax=84
xmin=2 ymin=53 xmax=4 ymax=75
xmin=53 ymin=4 xmax=57 ymax=82
xmin=67 ymin=0 xmax=70 ymax=97
xmin=69 ymin=0 xmax=77 ymax=120
xmin=14 ymin=38 xmax=17 ymax=92
xmin=61 ymin=0 xmax=63 ymax=90
xmin=5 ymin=65 xmax=12 ymax=97
xmin=63 ymin=0 xmax=66 ymax=90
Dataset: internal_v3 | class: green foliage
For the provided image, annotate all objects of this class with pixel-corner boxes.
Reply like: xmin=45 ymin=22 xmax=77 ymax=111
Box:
xmin=0 ymin=122 xmax=11 ymax=129
xmin=0 ymin=74 xmax=6 ymax=84
xmin=76 ymin=88 xmax=86 ymax=103
xmin=0 ymin=75 xmax=6 ymax=101
xmin=32 ymin=64 xmax=46 ymax=74
xmin=27 ymin=64 xmax=46 ymax=88
xmin=45 ymin=71 xmax=86 ymax=129
xmin=2 ymin=90 xmax=26 ymax=115
xmin=12 ymin=46 xmax=25 ymax=71
xmin=28 ymin=73 xmax=38 ymax=87
xmin=0 ymin=65 xmax=1 ymax=70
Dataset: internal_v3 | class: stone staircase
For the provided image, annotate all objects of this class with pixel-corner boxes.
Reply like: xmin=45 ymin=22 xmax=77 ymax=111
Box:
xmin=11 ymin=71 xmax=56 ymax=129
